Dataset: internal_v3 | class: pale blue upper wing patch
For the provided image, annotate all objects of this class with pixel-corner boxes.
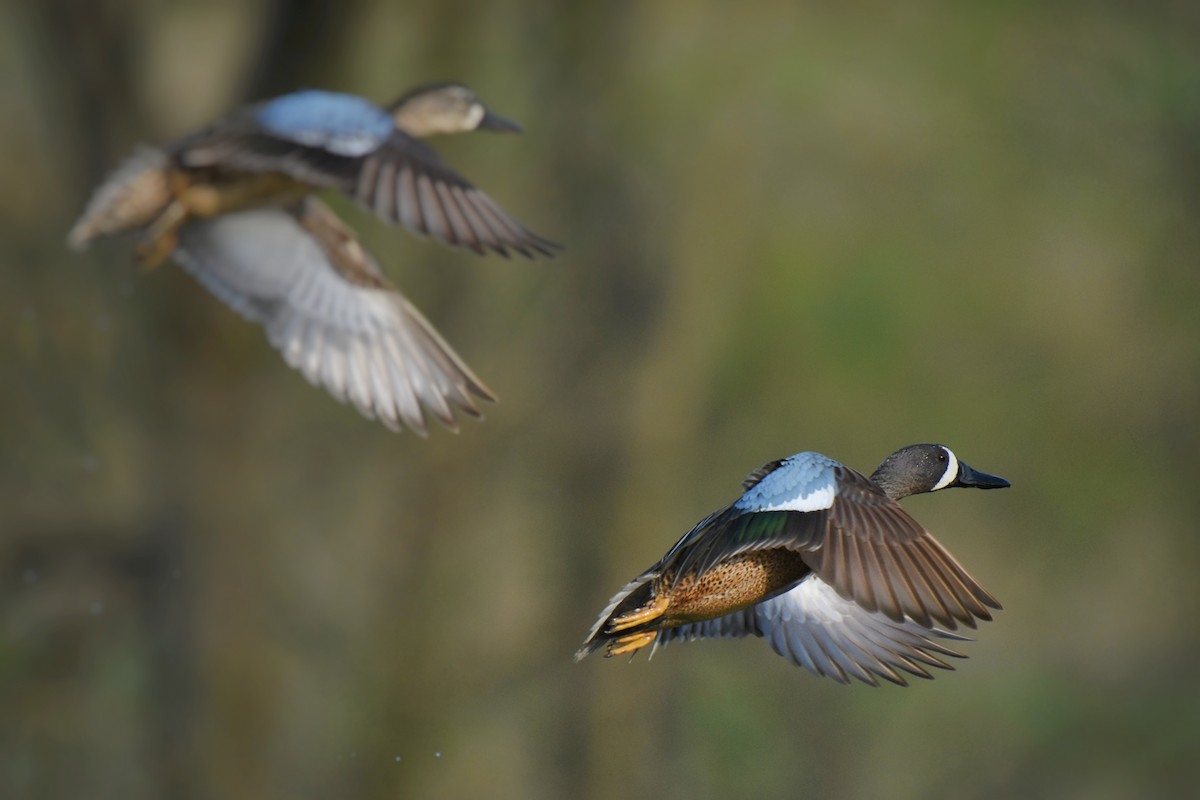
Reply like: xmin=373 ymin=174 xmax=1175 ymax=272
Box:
xmin=255 ymin=90 xmax=394 ymax=157
xmin=735 ymin=452 xmax=839 ymax=513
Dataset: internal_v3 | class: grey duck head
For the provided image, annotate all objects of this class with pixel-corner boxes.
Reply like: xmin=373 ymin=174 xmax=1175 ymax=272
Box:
xmin=869 ymin=444 xmax=1010 ymax=501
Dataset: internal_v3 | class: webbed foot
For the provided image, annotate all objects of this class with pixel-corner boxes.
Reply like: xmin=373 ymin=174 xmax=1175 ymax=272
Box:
xmin=607 ymin=630 xmax=657 ymax=657
xmin=607 ymin=593 xmax=670 ymax=633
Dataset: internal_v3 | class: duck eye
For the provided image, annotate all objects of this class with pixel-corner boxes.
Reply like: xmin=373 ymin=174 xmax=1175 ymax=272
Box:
xmin=937 ymin=453 xmax=947 ymax=462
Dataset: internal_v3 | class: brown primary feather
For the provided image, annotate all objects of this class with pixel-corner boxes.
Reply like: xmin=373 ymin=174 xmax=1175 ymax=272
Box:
xmin=810 ymin=474 xmax=1001 ymax=629
xmin=193 ymin=125 xmax=561 ymax=259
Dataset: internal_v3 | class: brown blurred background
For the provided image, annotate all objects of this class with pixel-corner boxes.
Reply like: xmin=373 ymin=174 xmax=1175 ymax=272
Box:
xmin=3 ymin=1 xmax=1200 ymax=798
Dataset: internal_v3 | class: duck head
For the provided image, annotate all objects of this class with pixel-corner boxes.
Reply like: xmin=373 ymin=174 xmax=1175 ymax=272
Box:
xmin=869 ymin=444 xmax=1010 ymax=501
xmin=387 ymin=82 xmax=522 ymax=138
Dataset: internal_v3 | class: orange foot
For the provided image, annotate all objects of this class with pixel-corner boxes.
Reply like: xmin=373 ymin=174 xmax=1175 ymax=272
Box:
xmin=607 ymin=593 xmax=670 ymax=633
xmin=607 ymin=630 xmax=657 ymax=657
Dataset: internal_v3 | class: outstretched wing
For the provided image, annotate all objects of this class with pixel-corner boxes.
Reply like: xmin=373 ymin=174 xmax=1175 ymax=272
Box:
xmin=665 ymin=456 xmax=999 ymax=630
xmin=172 ymin=197 xmax=495 ymax=433
xmin=657 ymin=578 xmax=970 ymax=686
xmin=348 ymin=133 xmax=561 ymax=258
xmin=172 ymin=92 xmax=561 ymax=258
xmin=809 ymin=468 xmax=1000 ymax=628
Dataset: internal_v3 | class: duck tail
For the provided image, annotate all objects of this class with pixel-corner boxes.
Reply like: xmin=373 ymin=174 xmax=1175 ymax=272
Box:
xmin=574 ymin=570 xmax=661 ymax=662
xmin=68 ymin=146 xmax=173 ymax=250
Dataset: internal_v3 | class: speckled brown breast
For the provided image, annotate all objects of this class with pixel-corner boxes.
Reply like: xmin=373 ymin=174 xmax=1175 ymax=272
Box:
xmin=659 ymin=549 xmax=809 ymax=625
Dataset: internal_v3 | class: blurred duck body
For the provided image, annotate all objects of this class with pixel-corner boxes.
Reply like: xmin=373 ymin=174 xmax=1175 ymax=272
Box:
xmin=69 ymin=83 xmax=560 ymax=263
xmin=65 ymin=84 xmax=564 ymax=434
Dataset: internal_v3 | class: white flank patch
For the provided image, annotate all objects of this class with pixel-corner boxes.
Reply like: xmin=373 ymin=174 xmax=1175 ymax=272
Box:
xmin=755 ymin=483 xmax=835 ymax=513
xmin=931 ymin=446 xmax=960 ymax=491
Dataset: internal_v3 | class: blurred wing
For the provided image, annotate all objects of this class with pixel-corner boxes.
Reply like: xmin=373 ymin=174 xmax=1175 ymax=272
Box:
xmin=174 ymin=113 xmax=560 ymax=259
xmin=172 ymin=198 xmax=495 ymax=434
xmin=251 ymin=90 xmax=395 ymax=156
xmin=170 ymin=107 xmax=379 ymax=191
xmin=171 ymin=91 xmax=393 ymax=176
xmin=658 ymin=578 xmax=969 ymax=686
xmin=351 ymin=133 xmax=562 ymax=259
xmin=667 ymin=466 xmax=999 ymax=630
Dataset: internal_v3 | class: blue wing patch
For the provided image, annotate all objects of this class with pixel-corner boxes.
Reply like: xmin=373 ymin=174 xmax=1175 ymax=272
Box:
xmin=255 ymin=90 xmax=394 ymax=157
xmin=735 ymin=452 xmax=838 ymax=513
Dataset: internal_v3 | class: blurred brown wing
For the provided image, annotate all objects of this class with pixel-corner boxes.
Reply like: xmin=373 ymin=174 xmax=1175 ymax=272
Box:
xmin=350 ymin=132 xmax=561 ymax=258
xmin=174 ymin=123 xmax=561 ymax=259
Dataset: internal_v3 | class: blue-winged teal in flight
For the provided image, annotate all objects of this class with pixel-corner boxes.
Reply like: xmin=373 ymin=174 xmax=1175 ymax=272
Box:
xmin=71 ymin=83 xmax=560 ymax=265
xmin=576 ymin=444 xmax=1009 ymax=685
xmin=68 ymin=84 xmax=559 ymax=433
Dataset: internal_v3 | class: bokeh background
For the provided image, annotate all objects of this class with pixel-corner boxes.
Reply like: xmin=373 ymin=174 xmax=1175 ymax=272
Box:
xmin=4 ymin=1 xmax=1200 ymax=798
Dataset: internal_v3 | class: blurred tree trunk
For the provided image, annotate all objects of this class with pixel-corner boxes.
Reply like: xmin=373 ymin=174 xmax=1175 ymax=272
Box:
xmin=25 ymin=0 xmax=149 ymax=185
xmin=244 ymin=0 xmax=371 ymax=99
xmin=15 ymin=2 xmax=202 ymax=799
xmin=526 ymin=5 xmax=670 ymax=795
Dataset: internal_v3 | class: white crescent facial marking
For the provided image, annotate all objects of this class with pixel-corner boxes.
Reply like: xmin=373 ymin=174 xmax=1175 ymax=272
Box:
xmin=755 ymin=484 xmax=836 ymax=513
xmin=465 ymin=103 xmax=486 ymax=130
xmin=931 ymin=446 xmax=960 ymax=491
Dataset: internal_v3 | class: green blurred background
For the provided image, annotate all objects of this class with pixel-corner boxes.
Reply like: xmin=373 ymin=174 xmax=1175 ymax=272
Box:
xmin=4 ymin=1 xmax=1199 ymax=798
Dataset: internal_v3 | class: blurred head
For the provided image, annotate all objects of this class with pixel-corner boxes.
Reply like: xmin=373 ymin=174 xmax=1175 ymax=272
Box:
xmin=387 ymin=82 xmax=522 ymax=138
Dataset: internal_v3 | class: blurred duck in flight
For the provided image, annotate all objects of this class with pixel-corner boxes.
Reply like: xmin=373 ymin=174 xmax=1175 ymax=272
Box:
xmin=69 ymin=83 xmax=560 ymax=433
xmin=71 ymin=82 xmax=561 ymax=265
